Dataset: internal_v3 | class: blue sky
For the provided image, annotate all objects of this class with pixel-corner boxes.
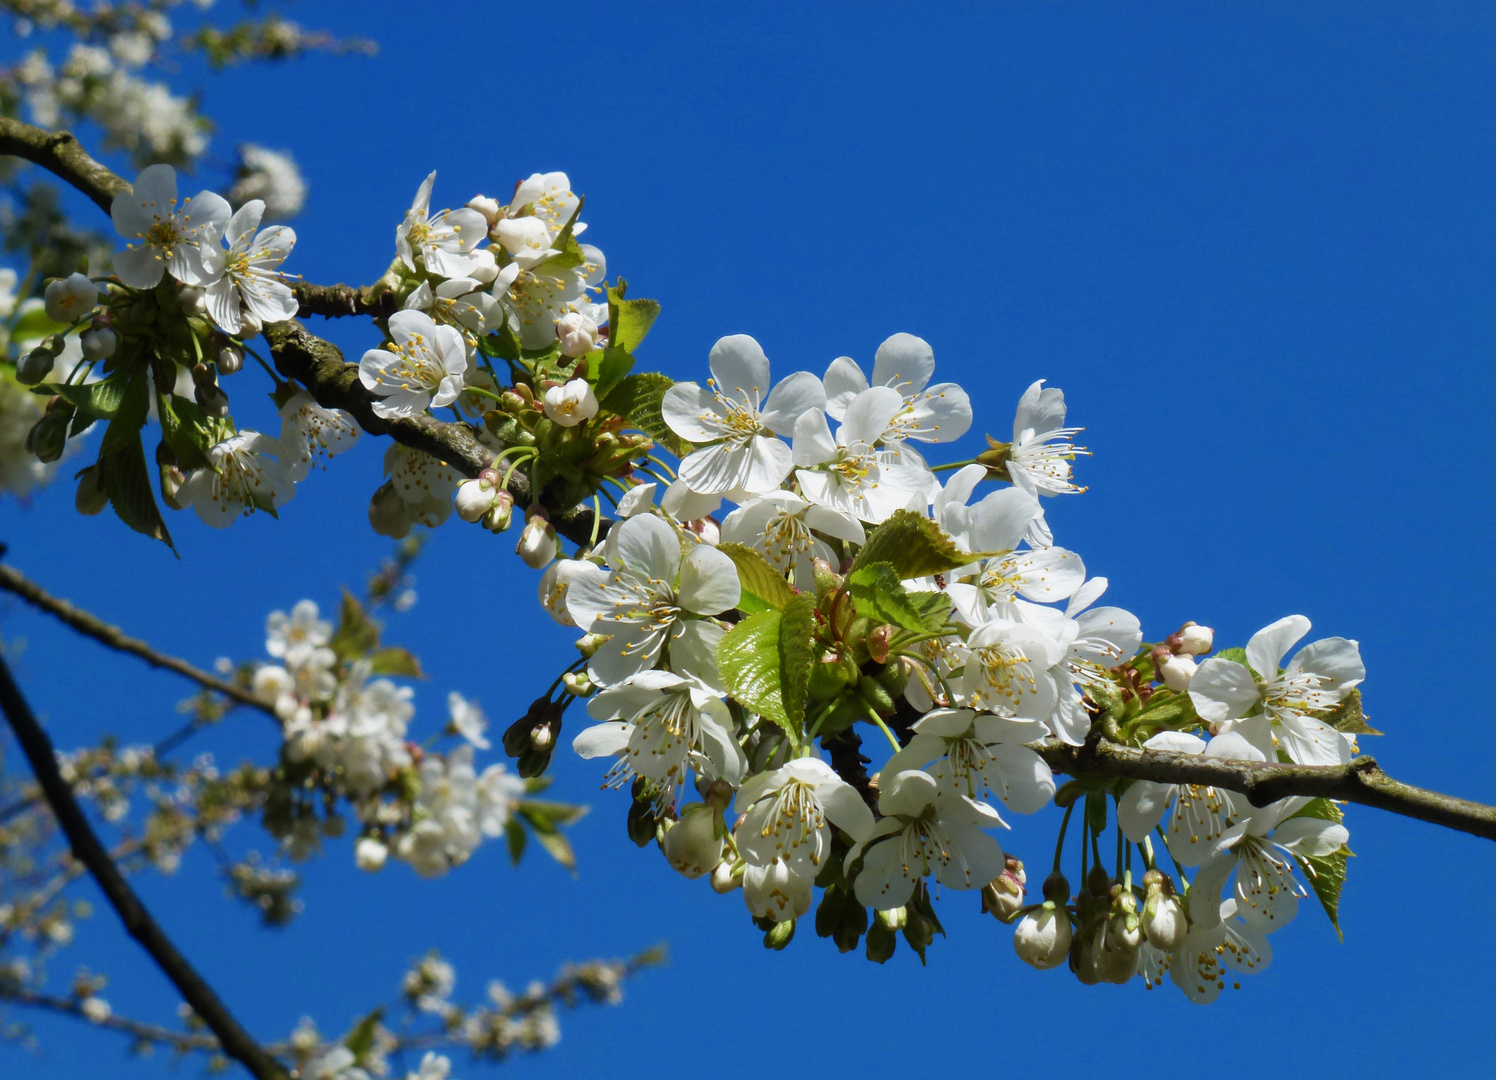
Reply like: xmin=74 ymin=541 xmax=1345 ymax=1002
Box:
xmin=5 ymin=2 xmax=1496 ymax=1077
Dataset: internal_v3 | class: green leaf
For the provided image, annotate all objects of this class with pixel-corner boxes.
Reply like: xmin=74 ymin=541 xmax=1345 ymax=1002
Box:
xmin=155 ymin=392 xmax=216 ymax=470
xmin=778 ymin=592 xmax=817 ymax=727
xmin=717 ymin=609 xmax=791 ymax=731
xmin=611 ymin=296 xmax=660 ymax=354
xmin=593 ymin=344 xmax=635 ymax=401
xmin=850 ymin=509 xmax=974 ymax=579
xmin=1286 ymin=798 xmax=1351 ymax=940
xmin=367 ymin=647 xmax=424 ymax=679
xmin=343 ymin=1008 xmax=385 ymax=1058
xmin=330 ymin=589 xmax=380 ymax=661
xmin=98 ymin=366 xmax=150 ymax=456
xmin=521 ymin=798 xmax=590 ymax=827
xmin=718 ymin=543 xmax=795 ymax=614
xmin=518 ymin=804 xmax=577 ymax=873
xmin=847 ymin=562 xmax=950 ymax=633
xmin=504 ymin=818 xmax=527 ymax=866
xmin=600 ymin=371 xmax=689 ymax=456
xmin=1320 ymin=688 xmax=1381 ymax=736
xmin=46 ymin=373 xmax=130 ymax=420
xmin=97 ymin=432 xmax=174 ymax=550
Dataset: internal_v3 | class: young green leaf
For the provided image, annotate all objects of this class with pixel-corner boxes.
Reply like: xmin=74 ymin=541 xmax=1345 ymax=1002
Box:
xmin=847 ymin=562 xmax=950 ymax=633
xmin=718 ymin=542 xmax=795 ymax=613
xmin=97 ymin=431 xmax=174 ymax=550
xmin=1287 ymin=797 xmax=1352 ymax=940
xmin=850 ymin=509 xmax=974 ymax=579
xmin=1320 ymin=688 xmax=1381 ymax=736
xmin=716 ymin=609 xmax=791 ymax=731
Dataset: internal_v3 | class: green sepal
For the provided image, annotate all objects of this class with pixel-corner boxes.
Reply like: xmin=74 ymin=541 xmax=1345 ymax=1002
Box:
xmin=343 ymin=1008 xmax=385 ymax=1059
xmin=718 ymin=543 xmax=794 ymax=613
xmin=717 ymin=609 xmax=792 ymax=731
xmin=850 ymin=509 xmax=976 ymax=579
xmin=1286 ymin=797 xmax=1351 ymax=940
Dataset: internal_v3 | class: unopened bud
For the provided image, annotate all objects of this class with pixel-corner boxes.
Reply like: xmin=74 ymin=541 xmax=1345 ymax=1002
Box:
xmin=660 ymin=803 xmax=723 ymax=879
xmin=467 ymin=195 xmax=501 ymax=227
xmin=902 ymin=906 xmax=935 ymax=954
xmin=483 ymin=491 xmax=514 ymax=533
xmin=75 ymin=466 xmax=108 ymax=515
xmin=876 ymin=906 xmax=908 ymax=932
xmin=556 ymin=312 xmax=600 ymax=358
xmin=355 ymin=837 xmax=388 ymax=873
xmin=238 ymin=309 xmax=263 ymax=336
xmin=217 ymin=343 xmax=244 ymax=375
xmin=195 ymin=380 xmax=229 ymax=417
xmin=26 ymin=411 xmax=68 ymax=463
xmin=575 ymin=632 xmax=607 ymax=658
xmin=160 ymin=463 xmax=187 ymax=510
xmin=516 ymin=515 xmax=557 ymax=569
xmin=864 ymin=918 xmax=897 ymax=964
xmin=685 ymin=517 xmax=721 ymax=546
xmin=1178 ymin=622 xmax=1214 ymax=655
xmin=763 ymin=919 xmax=796 ymax=951
xmin=561 ymin=671 xmax=593 ymax=696
xmin=455 ymin=476 xmax=498 ymax=522
xmin=368 ymin=481 xmax=413 ymax=539
xmin=1105 ymin=889 xmax=1143 ymax=954
xmin=177 ymin=285 xmax=207 ymax=317
xmin=1142 ymin=876 xmax=1188 ymax=951
xmin=1013 ymin=902 xmax=1072 ymax=970
xmin=709 ymin=861 xmax=741 ymax=894
xmin=542 ymin=378 xmax=599 ymax=426
xmin=866 ymin=624 xmax=895 ymax=665
xmin=1159 ymin=654 xmax=1197 ymax=692
xmin=16 ymin=346 xmax=55 ymax=385
xmin=981 ymin=857 xmax=1028 ymax=923
xmin=80 ymin=327 xmax=117 ymax=361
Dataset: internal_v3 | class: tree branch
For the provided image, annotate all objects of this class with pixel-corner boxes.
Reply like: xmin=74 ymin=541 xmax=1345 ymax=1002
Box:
xmin=291 ymin=281 xmax=398 ymax=320
xmin=1033 ymin=737 xmax=1496 ymax=843
xmin=0 ymin=563 xmax=277 ymax=720
xmin=0 ymin=655 xmax=289 ymax=1080
xmin=0 ymin=116 xmax=129 ymax=216
xmin=0 ymin=986 xmax=222 ymax=1054
xmin=263 ymin=321 xmax=601 ymax=546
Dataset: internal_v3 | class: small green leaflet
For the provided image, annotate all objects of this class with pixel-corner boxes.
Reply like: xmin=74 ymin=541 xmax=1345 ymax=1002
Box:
xmin=156 ymin=391 xmax=217 ymax=470
xmin=97 ymin=430 xmax=174 ymax=551
xmin=330 ymin=589 xmax=381 ymax=662
xmin=1287 ymin=797 xmax=1352 ymax=940
xmin=850 ymin=510 xmax=974 ymax=579
xmin=367 ymin=646 xmax=424 ymax=679
xmin=847 ymin=561 xmax=950 ymax=633
xmin=44 ymin=372 xmax=130 ymax=420
xmin=98 ymin=365 xmax=151 ymax=456
xmin=343 ymin=1008 xmax=385 ymax=1058
xmin=607 ymin=281 xmax=660 ymax=354
xmin=717 ymin=543 xmax=794 ymax=613
xmin=717 ymin=609 xmax=792 ymax=731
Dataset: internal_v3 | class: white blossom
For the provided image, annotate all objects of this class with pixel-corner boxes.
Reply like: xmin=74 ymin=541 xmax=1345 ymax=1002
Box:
xmin=201 ymin=199 xmax=298 ymax=334
xmin=360 ymin=310 xmax=468 ymax=419
xmin=111 ymin=164 xmax=229 ymax=289
xmin=177 ymin=431 xmax=294 ymax=527
xmin=396 ymin=172 xmax=489 ymax=279
xmin=276 ymin=390 xmax=360 ymax=482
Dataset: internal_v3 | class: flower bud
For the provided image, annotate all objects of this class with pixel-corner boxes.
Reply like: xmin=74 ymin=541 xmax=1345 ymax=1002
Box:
xmin=660 ymin=803 xmax=723 ymax=879
xmin=1142 ymin=874 xmax=1189 ymax=951
xmin=561 ymin=671 xmax=593 ymax=696
xmin=516 ymin=516 xmax=557 ymax=569
xmin=709 ymin=861 xmax=742 ymax=894
xmin=159 ymin=462 xmax=187 ymax=510
xmin=556 ymin=312 xmax=600 ymax=358
xmin=467 ymin=194 xmax=501 ymax=226
xmin=902 ymin=906 xmax=935 ymax=954
xmin=44 ymin=272 xmax=98 ymax=323
xmin=238 ymin=309 xmax=263 ymax=336
xmin=1159 ymin=654 xmax=1197 ymax=692
xmin=763 ymin=919 xmax=796 ymax=951
xmin=80 ymin=327 xmax=117 ymax=361
xmin=368 ymin=481 xmax=413 ymax=539
xmin=575 ymin=632 xmax=607 ymax=658
xmin=1177 ymin=622 xmax=1214 ymax=655
xmin=864 ymin=918 xmax=897 ymax=964
xmin=876 ymin=906 xmax=908 ymax=932
xmin=177 ymin=285 xmax=207 ymax=317
xmin=455 ymin=476 xmax=498 ymax=522
xmin=217 ymin=343 xmax=244 ymax=375
xmin=16 ymin=346 xmax=55 ymax=385
xmin=1105 ymin=888 xmax=1143 ymax=953
xmin=355 ymin=837 xmax=388 ymax=873
xmin=684 ymin=516 xmax=720 ymax=546
xmin=26 ymin=411 xmax=68 ymax=463
xmin=542 ymin=378 xmax=599 ymax=427
xmin=195 ymin=379 xmax=229 ymax=418
xmin=483 ymin=491 xmax=514 ymax=533
xmin=75 ymin=466 xmax=108 ymax=515
xmin=1013 ymin=902 xmax=1072 ymax=969
xmin=981 ymin=857 xmax=1027 ymax=922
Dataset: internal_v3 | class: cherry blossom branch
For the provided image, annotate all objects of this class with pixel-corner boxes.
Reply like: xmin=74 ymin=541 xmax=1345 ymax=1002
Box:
xmin=0 ymin=655 xmax=290 ymax=1080
xmin=262 ymin=321 xmax=603 ymax=546
xmin=0 ymin=562 xmax=277 ymax=719
xmin=0 ymin=986 xmax=222 ymax=1054
xmin=0 ymin=116 xmax=129 ymax=216
xmin=292 ymin=281 xmax=398 ymax=320
xmin=1033 ymin=737 xmax=1496 ymax=843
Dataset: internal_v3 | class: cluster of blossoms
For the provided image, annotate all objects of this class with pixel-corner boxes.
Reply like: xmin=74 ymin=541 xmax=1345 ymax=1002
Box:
xmin=5 ymin=162 xmax=363 ymax=529
xmin=483 ymin=331 xmax=1371 ymax=999
xmin=247 ymin=597 xmax=541 ymax=879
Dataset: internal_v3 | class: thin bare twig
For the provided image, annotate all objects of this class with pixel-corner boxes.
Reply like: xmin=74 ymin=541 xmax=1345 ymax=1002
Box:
xmin=0 ymin=654 xmax=289 ymax=1080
